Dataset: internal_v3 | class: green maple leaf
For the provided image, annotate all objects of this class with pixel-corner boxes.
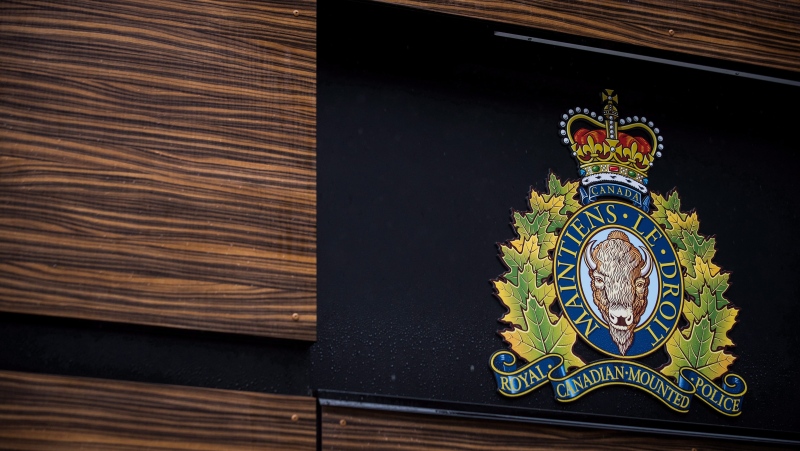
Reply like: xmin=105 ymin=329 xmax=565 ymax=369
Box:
xmin=496 ymin=235 xmax=557 ymax=326
xmin=681 ymin=256 xmax=736 ymax=350
xmin=661 ymin=317 xmax=736 ymax=381
xmin=528 ymin=187 xmax=564 ymax=218
xmin=513 ymin=211 xmax=550 ymax=249
xmin=495 ymin=277 xmax=528 ymax=328
xmin=684 ymin=287 xmax=738 ymax=349
xmin=499 ymin=238 xmax=527 ymax=285
xmin=500 ymin=235 xmax=551 ymax=287
xmin=542 ymin=176 xmax=580 ymax=234
xmin=512 ymin=175 xmax=579 ymax=261
xmin=684 ymin=257 xmax=729 ymax=307
xmin=547 ymin=173 xmax=581 ymax=218
xmin=681 ymin=230 xmax=716 ymax=262
xmin=513 ymin=212 xmax=554 ymax=260
xmin=495 ymin=175 xmax=584 ymax=369
xmin=653 ymin=190 xmax=739 ymax=381
xmin=536 ymin=233 xmax=558 ymax=260
xmin=676 ymin=230 xmax=717 ymax=278
xmin=663 ymin=210 xmax=700 ymax=248
xmin=651 ymin=191 xmax=681 ymax=226
xmin=501 ymin=294 xmax=584 ymax=370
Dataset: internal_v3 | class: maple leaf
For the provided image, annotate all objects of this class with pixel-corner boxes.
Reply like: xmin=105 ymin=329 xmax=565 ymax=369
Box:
xmin=528 ymin=189 xmax=563 ymax=220
xmin=513 ymin=211 xmax=554 ymax=260
xmin=513 ymin=175 xmax=579 ymax=261
xmin=495 ymin=278 xmax=528 ymax=329
xmin=496 ymin=235 xmax=557 ymax=326
xmin=681 ymin=230 xmax=717 ymax=263
xmin=684 ymin=257 xmax=729 ymax=307
xmin=495 ymin=175 xmax=584 ymax=369
xmin=499 ymin=238 xmax=524 ymax=286
xmin=675 ymin=230 xmax=717 ymax=278
xmin=661 ymin=317 xmax=736 ymax=381
xmin=546 ymin=173 xmax=581 ymax=218
xmin=536 ymin=233 xmax=559 ymax=260
xmin=684 ymin=287 xmax=738 ymax=349
xmin=651 ymin=191 xmax=681 ymax=226
xmin=501 ymin=222 xmax=552 ymax=283
xmin=682 ymin=256 xmax=736 ymax=349
xmin=664 ymin=210 xmax=699 ymax=247
xmin=513 ymin=210 xmax=548 ymax=242
xmin=501 ymin=294 xmax=584 ymax=370
xmin=652 ymin=190 xmax=739 ymax=382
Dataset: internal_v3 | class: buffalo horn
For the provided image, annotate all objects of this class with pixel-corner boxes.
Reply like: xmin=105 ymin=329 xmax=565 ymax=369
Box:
xmin=583 ymin=240 xmax=597 ymax=270
xmin=639 ymin=246 xmax=653 ymax=277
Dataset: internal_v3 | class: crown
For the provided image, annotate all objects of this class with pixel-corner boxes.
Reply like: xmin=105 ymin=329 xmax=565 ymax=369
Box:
xmin=558 ymin=89 xmax=664 ymax=200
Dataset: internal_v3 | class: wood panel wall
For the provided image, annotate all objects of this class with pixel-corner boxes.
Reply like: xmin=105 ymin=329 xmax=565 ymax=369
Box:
xmin=0 ymin=0 xmax=316 ymax=340
xmin=370 ymin=0 xmax=800 ymax=74
xmin=321 ymin=405 xmax=792 ymax=450
xmin=0 ymin=370 xmax=316 ymax=450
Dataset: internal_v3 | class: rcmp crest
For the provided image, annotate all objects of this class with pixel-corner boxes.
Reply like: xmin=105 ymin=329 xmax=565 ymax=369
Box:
xmin=489 ymin=90 xmax=746 ymax=416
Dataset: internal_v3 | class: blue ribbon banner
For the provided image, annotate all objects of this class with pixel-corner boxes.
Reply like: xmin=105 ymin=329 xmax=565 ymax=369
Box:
xmin=490 ymin=351 xmax=746 ymax=416
xmin=580 ymin=183 xmax=651 ymax=211
xmin=677 ymin=368 xmax=747 ymax=416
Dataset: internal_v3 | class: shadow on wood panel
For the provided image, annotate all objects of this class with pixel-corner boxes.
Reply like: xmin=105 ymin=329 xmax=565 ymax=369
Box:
xmin=0 ymin=370 xmax=317 ymax=450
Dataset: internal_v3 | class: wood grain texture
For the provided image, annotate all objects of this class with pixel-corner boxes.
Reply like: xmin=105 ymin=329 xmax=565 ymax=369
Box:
xmin=0 ymin=0 xmax=316 ymax=340
xmin=321 ymin=405 xmax=792 ymax=450
xmin=0 ymin=370 xmax=316 ymax=450
xmin=369 ymin=0 xmax=800 ymax=74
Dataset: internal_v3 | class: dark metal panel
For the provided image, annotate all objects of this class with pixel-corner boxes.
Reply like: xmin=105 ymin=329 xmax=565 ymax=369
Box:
xmin=315 ymin=0 xmax=800 ymax=442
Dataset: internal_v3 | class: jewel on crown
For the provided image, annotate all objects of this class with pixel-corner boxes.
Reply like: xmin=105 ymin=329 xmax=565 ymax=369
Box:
xmin=559 ymin=89 xmax=663 ymax=196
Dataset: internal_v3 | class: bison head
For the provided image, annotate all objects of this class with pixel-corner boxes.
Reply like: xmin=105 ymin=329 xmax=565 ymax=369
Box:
xmin=583 ymin=230 xmax=652 ymax=355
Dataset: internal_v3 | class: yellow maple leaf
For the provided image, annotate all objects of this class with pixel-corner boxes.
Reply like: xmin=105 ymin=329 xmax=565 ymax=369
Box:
xmin=661 ymin=317 xmax=736 ymax=381
xmin=501 ymin=296 xmax=584 ymax=370
xmin=683 ymin=287 xmax=738 ymax=349
xmin=495 ymin=175 xmax=584 ymax=369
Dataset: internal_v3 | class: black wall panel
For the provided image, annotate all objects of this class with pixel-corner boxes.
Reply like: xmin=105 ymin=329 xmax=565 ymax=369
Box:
xmin=315 ymin=0 xmax=800 ymax=442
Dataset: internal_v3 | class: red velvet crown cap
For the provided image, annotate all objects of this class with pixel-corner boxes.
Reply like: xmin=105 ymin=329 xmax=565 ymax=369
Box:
xmin=573 ymin=128 xmax=652 ymax=155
